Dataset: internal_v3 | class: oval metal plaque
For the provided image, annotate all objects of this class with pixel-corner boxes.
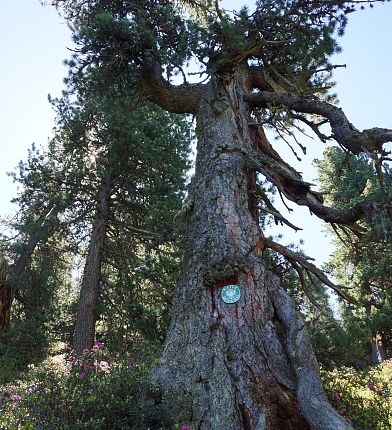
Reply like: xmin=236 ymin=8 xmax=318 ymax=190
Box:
xmin=221 ymin=285 xmax=241 ymax=304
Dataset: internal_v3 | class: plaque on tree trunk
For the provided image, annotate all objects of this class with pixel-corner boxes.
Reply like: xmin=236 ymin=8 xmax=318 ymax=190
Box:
xmin=221 ymin=285 xmax=241 ymax=304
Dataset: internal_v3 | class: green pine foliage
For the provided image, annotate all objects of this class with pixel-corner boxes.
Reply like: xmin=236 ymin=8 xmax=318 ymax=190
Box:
xmin=315 ymin=146 xmax=392 ymax=362
xmin=56 ymin=0 xmax=353 ymax=98
xmin=1 ymin=41 xmax=192 ymax=369
xmin=51 ymin=70 xmax=192 ymax=349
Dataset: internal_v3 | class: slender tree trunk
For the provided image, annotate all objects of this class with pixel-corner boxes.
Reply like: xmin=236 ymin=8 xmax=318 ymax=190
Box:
xmin=371 ymin=333 xmax=386 ymax=365
xmin=73 ymin=174 xmax=112 ymax=356
xmin=364 ymin=285 xmax=386 ymax=366
xmin=0 ymin=205 xmax=59 ymax=331
xmin=152 ymin=73 xmax=352 ymax=429
xmin=0 ymin=260 xmax=12 ymax=331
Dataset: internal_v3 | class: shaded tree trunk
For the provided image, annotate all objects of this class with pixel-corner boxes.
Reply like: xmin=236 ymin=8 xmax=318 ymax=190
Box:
xmin=0 ymin=259 xmax=12 ymax=331
xmin=152 ymin=73 xmax=352 ymax=429
xmin=370 ymin=333 xmax=386 ymax=365
xmin=73 ymin=173 xmax=112 ymax=356
xmin=364 ymin=285 xmax=386 ymax=366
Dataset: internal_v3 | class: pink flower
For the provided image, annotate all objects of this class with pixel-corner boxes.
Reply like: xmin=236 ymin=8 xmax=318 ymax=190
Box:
xmin=72 ymin=358 xmax=82 ymax=366
xmin=92 ymin=342 xmax=104 ymax=350
xmin=368 ymin=381 xmax=375 ymax=391
xmin=10 ymin=395 xmax=21 ymax=402
xmin=376 ymin=389 xmax=383 ymax=396
xmin=181 ymin=426 xmax=190 ymax=430
xmin=79 ymin=372 xmax=87 ymax=380
xmin=333 ymin=392 xmax=341 ymax=401
xmin=340 ymin=408 xmax=348 ymax=415
xmin=82 ymin=348 xmax=90 ymax=354
xmin=99 ymin=360 xmax=111 ymax=374
xmin=345 ymin=418 xmax=352 ymax=424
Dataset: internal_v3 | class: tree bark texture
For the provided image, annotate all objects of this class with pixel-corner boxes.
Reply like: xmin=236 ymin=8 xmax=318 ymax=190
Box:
xmin=152 ymin=72 xmax=352 ymax=429
xmin=73 ymin=175 xmax=111 ymax=356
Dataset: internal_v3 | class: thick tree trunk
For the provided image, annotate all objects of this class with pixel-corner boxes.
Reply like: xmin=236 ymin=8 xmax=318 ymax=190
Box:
xmin=152 ymin=74 xmax=352 ymax=429
xmin=73 ymin=175 xmax=111 ymax=356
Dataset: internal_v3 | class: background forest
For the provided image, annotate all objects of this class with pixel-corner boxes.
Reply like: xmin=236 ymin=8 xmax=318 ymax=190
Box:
xmin=0 ymin=1 xmax=391 ymax=429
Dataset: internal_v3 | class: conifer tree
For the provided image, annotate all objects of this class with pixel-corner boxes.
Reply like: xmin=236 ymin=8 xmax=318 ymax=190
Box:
xmin=51 ymin=0 xmax=392 ymax=428
xmin=315 ymin=147 xmax=392 ymax=364
xmin=0 ymin=145 xmax=66 ymax=332
xmin=49 ymin=69 xmax=191 ymax=355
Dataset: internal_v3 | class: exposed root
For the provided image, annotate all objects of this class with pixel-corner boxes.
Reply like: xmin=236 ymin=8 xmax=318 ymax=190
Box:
xmin=271 ymin=287 xmax=354 ymax=430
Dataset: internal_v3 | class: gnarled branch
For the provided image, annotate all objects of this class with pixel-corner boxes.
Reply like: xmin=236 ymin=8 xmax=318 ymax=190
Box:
xmin=140 ymin=55 xmax=204 ymax=114
xmin=255 ymin=185 xmax=302 ymax=231
xmin=237 ymin=145 xmax=372 ymax=229
xmin=246 ymin=91 xmax=392 ymax=154
xmin=265 ymin=238 xmax=356 ymax=303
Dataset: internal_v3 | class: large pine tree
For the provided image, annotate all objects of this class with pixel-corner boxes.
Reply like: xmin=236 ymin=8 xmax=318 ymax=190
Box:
xmin=51 ymin=0 xmax=392 ymax=428
xmin=48 ymin=69 xmax=191 ymax=355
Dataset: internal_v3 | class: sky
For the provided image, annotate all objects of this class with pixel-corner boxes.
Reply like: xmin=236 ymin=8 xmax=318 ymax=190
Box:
xmin=0 ymin=1 xmax=73 ymax=212
xmin=0 ymin=0 xmax=391 ymax=267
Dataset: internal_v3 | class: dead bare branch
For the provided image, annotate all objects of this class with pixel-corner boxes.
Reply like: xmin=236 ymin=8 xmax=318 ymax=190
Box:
xmin=246 ymin=91 xmax=392 ymax=154
xmin=255 ymin=185 xmax=302 ymax=231
xmin=265 ymin=238 xmax=357 ymax=303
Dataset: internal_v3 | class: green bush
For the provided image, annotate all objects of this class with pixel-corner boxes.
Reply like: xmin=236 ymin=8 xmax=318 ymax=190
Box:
xmin=0 ymin=343 xmax=188 ymax=430
xmin=0 ymin=332 xmax=48 ymax=385
xmin=321 ymin=359 xmax=392 ymax=429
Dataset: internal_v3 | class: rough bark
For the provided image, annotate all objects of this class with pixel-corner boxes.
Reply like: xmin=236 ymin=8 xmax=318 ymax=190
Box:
xmin=73 ymin=174 xmax=112 ymax=356
xmin=152 ymin=71 xmax=351 ymax=429
xmin=271 ymin=287 xmax=351 ymax=430
xmin=364 ymin=286 xmax=386 ymax=366
xmin=140 ymin=55 xmax=203 ymax=114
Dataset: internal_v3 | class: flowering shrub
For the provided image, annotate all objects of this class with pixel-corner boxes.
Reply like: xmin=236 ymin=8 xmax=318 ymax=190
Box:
xmin=0 ymin=344 xmax=186 ymax=429
xmin=321 ymin=359 xmax=392 ymax=429
xmin=5 ymin=343 xmax=390 ymax=430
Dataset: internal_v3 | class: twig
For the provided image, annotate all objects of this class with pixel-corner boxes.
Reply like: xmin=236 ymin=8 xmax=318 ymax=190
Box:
xmin=265 ymin=238 xmax=357 ymax=303
xmin=255 ymin=186 xmax=302 ymax=231
xmin=291 ymin=261 xmax=321 ymax=310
